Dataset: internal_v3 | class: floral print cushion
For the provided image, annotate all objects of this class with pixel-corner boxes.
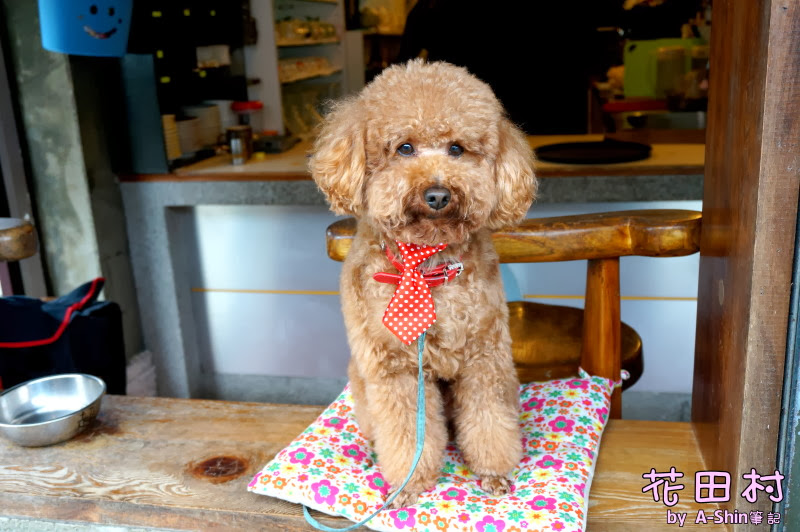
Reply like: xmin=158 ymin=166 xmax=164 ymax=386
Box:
xmin=248 ymin=369 xmax=618 ymax=532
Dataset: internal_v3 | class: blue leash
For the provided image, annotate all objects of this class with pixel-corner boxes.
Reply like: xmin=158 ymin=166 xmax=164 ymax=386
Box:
xmin=303 ymin=332 xmax=428 ymax=531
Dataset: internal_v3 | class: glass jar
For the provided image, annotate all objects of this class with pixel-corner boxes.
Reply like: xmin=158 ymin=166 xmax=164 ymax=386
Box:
xmin=655 ymin=46 xmax=687 ymax=98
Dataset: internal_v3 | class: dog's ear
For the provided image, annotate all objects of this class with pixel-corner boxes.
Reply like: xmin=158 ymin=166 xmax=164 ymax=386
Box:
xmin=309 ymin=99 xmax=367 ymax=216
xmin=487 ymin=118 xmax=538 ymax=230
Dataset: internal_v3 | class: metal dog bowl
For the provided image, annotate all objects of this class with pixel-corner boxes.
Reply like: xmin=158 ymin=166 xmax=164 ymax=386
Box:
xmin=0 ymin=374 xmax=106 ymax=447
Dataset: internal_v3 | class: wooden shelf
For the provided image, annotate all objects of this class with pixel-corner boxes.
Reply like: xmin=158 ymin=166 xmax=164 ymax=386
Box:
xmin=280 ymin=67 xmax=342 ymax=84
xmin=262 ymin=0 xmax=351 ymax=136
xmin=276 ymin=37 xmax=340 ymax=47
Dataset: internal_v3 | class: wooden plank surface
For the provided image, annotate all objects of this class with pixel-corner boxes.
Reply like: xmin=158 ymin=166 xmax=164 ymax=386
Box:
xmin=692 ymin=0 xmax=798 ymax=527
xmin=118 ymin=135 xmax=704 ymax=182
xmin=592 ymin=420 xmax=723 ymax=531
xmin=0 ymin=395 xmax=719 ymax=530
xmin=0 ymin=396 xmax=340 ymax=531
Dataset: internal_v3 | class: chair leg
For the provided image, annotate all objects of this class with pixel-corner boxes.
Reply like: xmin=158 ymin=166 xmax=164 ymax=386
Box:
xmin=581 ymin=258 xmax=622 ymax=418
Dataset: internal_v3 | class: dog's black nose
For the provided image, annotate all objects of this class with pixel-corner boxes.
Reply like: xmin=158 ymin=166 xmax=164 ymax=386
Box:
xmin=424 ymin=186 xmax=451 ymax=210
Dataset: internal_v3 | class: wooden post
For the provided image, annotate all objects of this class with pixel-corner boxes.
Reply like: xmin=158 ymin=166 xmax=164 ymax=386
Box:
xmin=582 ymin=258 xmax=622 ymax=418
xmin=692 ymin=0 xmax=799 ymax=524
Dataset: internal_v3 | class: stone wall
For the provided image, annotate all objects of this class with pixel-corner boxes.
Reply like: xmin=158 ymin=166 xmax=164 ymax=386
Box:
xmin=2 ymin=0 xmax=142 ymax=358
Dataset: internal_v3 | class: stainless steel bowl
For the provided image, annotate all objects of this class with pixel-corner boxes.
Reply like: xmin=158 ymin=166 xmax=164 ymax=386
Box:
xmin=0 ymin=374 xmax=106 ymax=447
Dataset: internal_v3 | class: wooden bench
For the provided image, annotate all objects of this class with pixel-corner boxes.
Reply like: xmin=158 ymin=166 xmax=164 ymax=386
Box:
xmin=0 ymin=395 xmax=720 ymax=530
xmin=1 ymin=210 xmax=720 ymax=530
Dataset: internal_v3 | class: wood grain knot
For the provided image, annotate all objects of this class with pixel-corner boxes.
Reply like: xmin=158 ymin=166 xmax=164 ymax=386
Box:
xmin=189 ymin=456 xmax=248 ymax=483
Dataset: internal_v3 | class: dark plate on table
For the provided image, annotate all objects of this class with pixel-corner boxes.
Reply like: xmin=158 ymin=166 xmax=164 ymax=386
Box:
xmin=535 ymin=138 xmax=652 ymax=164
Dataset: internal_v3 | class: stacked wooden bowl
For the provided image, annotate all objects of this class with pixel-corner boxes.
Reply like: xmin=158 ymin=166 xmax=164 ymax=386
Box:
xmin=0 ymin=218 xmax=37 ymax=262
xmin=161 ymin=114 xmax=182 ymax=161
xmin=182 ymin=104 xmax=222 ymax=147
xmin=176 ymin=117 xmax=202 ymax=155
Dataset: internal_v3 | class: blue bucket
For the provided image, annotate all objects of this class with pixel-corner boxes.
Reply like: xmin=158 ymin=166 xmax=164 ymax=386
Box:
xmin=38 ymin=0 xmax=133 ymax=57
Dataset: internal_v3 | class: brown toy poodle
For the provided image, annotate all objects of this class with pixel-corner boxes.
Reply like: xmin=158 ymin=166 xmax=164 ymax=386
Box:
xmin=310 ymin=59 xmax=537 ymax=508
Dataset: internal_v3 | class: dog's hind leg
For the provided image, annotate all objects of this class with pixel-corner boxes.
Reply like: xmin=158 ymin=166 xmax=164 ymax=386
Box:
xmin=451 ymin=353 xmax=522 ymax=495
xmin=348 ymin=359 xmax=374 ymax=441
xmin=439 ymin=379 xmax=457 ymax=442
xmin=365 ymin=372 xmax=447 ymax=508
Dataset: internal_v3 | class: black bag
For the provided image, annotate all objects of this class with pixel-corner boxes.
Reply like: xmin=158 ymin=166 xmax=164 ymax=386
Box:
xmin=0 ymin=278 xmax=126 ymax=394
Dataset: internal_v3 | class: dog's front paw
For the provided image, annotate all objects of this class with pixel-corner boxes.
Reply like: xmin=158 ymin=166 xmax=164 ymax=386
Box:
xmin=386 ymin=486 xmax=422 ymax=509
xmin=480 ymin=475 xmax=512 ymax=496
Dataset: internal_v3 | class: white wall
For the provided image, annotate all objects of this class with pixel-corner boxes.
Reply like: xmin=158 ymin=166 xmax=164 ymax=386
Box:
xmin=188 ymin=200 xmax=701 ymax=394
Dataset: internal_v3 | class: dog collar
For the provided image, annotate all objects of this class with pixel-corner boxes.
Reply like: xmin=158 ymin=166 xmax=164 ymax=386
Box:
xmin=373 ymin=241 xmax=463 ymax=345
xmin=373 ymin=242 xmax=464 ymax=287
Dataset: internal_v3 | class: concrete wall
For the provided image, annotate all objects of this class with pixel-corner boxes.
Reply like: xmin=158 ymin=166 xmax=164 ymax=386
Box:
xmin=3 ymin=0 xmax=101 ymax=295
xmin=2 ymin=0 xmax=142 ymax=357
xmin=70 ymin=55 xmax=144 ymax=359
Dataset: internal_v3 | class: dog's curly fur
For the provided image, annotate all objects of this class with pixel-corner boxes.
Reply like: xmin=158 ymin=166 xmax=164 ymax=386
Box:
xmin=310 ymin=60 xmax=537 ymax=508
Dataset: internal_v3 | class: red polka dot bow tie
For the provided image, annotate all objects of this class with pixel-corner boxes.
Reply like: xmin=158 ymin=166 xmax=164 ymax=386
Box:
xmin=373 ymin=241 xmax=463 ymax=345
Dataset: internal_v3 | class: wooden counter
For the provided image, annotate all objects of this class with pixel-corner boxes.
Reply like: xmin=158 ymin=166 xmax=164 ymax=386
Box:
xmin=119 ymin=135 xmax=705 ymax=183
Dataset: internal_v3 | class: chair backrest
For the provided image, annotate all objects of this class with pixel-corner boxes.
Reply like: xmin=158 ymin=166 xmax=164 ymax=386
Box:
xmin=326 ymin=210 xmax=702 ymax=416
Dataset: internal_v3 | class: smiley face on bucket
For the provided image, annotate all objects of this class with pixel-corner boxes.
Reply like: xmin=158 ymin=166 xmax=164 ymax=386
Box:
xmin=78 ymin=3 xmax=124 ymax=39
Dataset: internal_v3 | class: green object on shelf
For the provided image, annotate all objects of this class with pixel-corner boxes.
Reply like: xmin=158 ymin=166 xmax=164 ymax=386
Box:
xmin=623 ymin=38 xmax=706 ymax=99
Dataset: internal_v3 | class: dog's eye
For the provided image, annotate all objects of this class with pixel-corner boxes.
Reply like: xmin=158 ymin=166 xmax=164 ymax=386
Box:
xmin=397 ymin=143 xmax=415 ymax=156
xmin=448 ymin=143 xmax=464 ymax=157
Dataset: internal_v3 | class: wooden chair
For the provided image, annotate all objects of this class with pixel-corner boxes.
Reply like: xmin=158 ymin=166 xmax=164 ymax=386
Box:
xmin=326 ymin=209 xmax=702 ymax=418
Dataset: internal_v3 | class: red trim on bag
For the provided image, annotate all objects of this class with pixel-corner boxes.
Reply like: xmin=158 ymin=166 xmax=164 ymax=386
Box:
xmin=0 ymin=277 xmax=104 ymax=349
